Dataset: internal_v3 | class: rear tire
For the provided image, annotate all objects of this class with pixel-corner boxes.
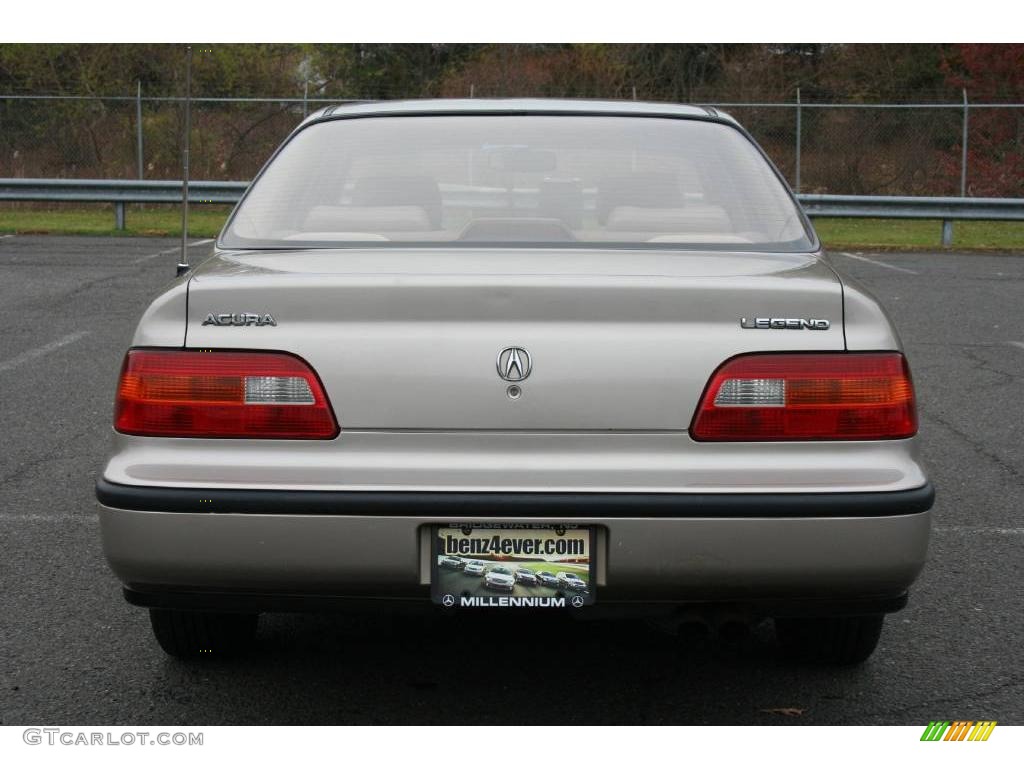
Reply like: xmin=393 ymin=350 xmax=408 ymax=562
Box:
xmin=775 ymin=614 xmax=884 ymax=665
xmin=149 ymin=609 xmax=258 ymax=659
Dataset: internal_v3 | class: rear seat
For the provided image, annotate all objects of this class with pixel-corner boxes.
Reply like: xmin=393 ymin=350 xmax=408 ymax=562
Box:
xmin=597 ymin=171 xmax=730 ymax=234
xmin=300 ymin=174 xmax=443 ymax=233
xmin=352 ymin=175 xmax=443 ymax=229
xmin=303 ymin=205 xmax=432 ymax=232
xmin=605 ymin=205 xmax=731 ymax=233
xmin=596 ymin=173 xmax=685 ymax=224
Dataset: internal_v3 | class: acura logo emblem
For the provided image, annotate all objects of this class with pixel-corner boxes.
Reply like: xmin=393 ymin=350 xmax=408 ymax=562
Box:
xmin=497 ymin=347 xmax=532 ymax=382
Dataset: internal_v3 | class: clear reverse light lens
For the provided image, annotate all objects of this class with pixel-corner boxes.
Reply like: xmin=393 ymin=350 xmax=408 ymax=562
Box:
xmin=713 ymin=378 xmax=786 ymax=407
xmin=244 ymin=376 xmax=315 ymax=404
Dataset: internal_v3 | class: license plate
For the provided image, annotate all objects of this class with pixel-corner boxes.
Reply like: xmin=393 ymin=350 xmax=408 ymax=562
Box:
xmin=431 ymin=524 xmax=596 ymax=609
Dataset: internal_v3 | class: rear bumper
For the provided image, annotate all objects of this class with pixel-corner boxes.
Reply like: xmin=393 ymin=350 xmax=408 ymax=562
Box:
xmin=97 ymin=480 xmax=933 ymax=611
xmin=95 ymin=478 xmax=934 ymax=517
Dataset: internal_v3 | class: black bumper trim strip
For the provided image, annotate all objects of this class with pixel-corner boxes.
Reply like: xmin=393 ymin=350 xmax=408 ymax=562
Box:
xmin=97 ymin=478 xmax=934 ymax=518
xmin=123 ymin=586 xmax=910 ymax=616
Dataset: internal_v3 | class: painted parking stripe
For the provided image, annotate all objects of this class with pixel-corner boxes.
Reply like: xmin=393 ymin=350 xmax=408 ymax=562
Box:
xmin=0 ymin=513 xmax=97 ymax=522
xmin=133 ymin=238 xmax=215 ymax=264
xmin=838 ymin=251 xmax=919 ymax=275
xmin=0 ymin=331 xmax=90 ymax=374
xmin=133 ymin=245 xmax=182 ymax=264
xmin=1007 ymin=341 xmax=1024 ymax=351
xmin=933 ymin=526 xmax=1024 ymax=535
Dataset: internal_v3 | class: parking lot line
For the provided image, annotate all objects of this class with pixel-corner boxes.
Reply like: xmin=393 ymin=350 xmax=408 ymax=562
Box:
xmin=0 ymin=513 xmax=96 ymax=522
xmin=0 ymin=330 xmax=90 ymax=374
xmin=934 ymin=526 xmax=1024 ymax=535
xmin=132 ymin=238 xmax=215 ymax=264
xmin=1007 ymin=341 xmax=1024 ymax=351
xmin=837 ymin=251 xmax=919 ymax=275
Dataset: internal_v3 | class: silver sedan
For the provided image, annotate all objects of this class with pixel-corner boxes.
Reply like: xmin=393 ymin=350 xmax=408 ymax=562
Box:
xmin=96 ymin=98 xmax=932 ymax=665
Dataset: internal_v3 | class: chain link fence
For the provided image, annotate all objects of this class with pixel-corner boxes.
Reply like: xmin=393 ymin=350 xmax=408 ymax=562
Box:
xmin=1 ymin=94 xmax=1022 ymax=197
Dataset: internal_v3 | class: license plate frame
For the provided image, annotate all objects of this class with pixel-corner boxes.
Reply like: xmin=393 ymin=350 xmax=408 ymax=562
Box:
xmin=431 ymin=523 xmax=596 ymax=609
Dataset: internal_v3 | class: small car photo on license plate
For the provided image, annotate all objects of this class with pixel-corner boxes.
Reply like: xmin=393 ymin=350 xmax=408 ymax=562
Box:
xmin=432 ymin=524 xmax=595 ymax=609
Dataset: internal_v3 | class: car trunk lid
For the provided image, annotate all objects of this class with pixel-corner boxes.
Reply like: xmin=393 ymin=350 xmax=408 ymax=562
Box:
xmin=185 ymin=248 xmax=844 ymax=430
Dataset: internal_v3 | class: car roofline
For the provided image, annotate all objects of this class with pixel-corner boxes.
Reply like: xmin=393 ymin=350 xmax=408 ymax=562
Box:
xmin=295 ymin=98 xmax=736 ymax=129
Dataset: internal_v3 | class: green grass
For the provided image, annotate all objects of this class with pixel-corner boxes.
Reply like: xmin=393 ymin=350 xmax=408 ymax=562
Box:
xmin=813 ymin=217 xmax=1024 ymax=251
xmin=0 ymin=205 xmax=231 ymax=238
xmin=510 ymin=561 xmax=589 ymax=576
xmin=1 ymin=206 xmax=1022 ymax=251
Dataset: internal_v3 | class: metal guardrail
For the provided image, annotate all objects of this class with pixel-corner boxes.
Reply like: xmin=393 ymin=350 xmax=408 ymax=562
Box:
xmin=2 ymin=179 xmax=1023 ymax=246
xmin=798 ymin=194 xmax=1024 ymax=245
xmin=0 ymin=179 xmax=247 ymax=230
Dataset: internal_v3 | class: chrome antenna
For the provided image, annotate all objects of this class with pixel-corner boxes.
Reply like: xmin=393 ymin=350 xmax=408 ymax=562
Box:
xmin=176 ymin=45 xmax=193 ymax=277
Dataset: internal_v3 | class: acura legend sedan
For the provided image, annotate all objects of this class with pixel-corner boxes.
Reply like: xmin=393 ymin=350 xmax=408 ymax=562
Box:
xmin=96 ymin=99 xmax=933 ymax=664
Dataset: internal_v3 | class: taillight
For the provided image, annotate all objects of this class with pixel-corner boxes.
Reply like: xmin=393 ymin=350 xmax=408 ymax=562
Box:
xmin=690 ymin=352 xmax=917 ymax=441
xmin=114 ymin=350 xmax=339 ymax=439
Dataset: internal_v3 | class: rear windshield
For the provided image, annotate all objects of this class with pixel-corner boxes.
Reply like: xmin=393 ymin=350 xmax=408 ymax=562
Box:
xmin=221 ymin=114 xmax=813 ymax=251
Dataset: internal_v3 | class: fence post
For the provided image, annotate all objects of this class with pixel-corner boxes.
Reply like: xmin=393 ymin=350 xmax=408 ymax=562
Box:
xmin=960 ymin=88 xmax=969 ymax=197
xmin=136 ymin=81 xmax=144 ymax=180
xmin=115 ymin=202 xmax=125 ymax=230
xmin=302 ymin=81 xmax=308 ymax=118
xmin=795 ymin=87 xmax=802 ymax=193
xmin=941 ymin=219 xmax=954 ymax=247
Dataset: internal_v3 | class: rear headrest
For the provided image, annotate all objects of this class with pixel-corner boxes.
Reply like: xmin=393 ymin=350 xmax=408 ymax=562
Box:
xmin=352 ymin=175 xmax=442 ymax=228
xmin=596 ymin=173 xmax=685 ymax=224
xmin=304 ymin=205 xmax=431 ymax=232
xmin=458 ymin=217 xmax=574 ymax=242
xmin=605 ymin=205 xmax=730 ymax=233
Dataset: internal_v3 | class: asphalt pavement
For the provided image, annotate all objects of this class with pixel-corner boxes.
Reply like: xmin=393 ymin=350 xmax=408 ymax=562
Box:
xmin=0 ymin=236 xmax=1021 ymax=725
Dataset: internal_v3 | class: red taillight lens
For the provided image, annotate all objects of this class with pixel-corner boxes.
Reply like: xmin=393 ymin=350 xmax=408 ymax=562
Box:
xmin=690 ymin=352 xmax=917 ymax=441
xmin=114 ymin=350 xmax=339 ymax=439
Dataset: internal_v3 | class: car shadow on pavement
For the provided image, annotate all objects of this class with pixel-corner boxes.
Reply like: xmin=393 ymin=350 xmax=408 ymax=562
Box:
xmin=151 ymin=610 xmax=858 ymax=725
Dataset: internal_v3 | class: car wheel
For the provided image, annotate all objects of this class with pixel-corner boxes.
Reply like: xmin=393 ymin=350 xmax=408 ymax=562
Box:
xmin=774 ymin=614 xmax=884 ymax=666
xmin=149 ymin=609 xmax=258 ymax=659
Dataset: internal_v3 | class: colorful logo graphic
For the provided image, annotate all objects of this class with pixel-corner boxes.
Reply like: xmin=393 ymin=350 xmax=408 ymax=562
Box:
xmin=920 ymin=721 xmax=997 ymax=741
